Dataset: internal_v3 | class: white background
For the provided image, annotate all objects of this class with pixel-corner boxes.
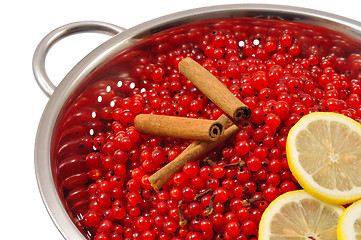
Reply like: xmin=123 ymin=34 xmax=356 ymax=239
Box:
xmin=2 ymin=0 xmax=360 ymax=239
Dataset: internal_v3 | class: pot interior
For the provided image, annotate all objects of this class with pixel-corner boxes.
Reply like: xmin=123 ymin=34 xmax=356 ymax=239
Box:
xmin=49 ymin=13 xmax=361 ymax=239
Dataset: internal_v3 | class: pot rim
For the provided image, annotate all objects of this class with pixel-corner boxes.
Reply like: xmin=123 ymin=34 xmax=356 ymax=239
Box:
xmin=34 ymin=4 xmax=361 ymax=239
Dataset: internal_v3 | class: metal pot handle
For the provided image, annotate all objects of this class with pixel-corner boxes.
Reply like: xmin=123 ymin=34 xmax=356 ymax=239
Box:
xmin=32 ymin=21 xmax=125 ymax=97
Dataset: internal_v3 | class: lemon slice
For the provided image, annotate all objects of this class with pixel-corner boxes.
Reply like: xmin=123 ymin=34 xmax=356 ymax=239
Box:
xmin=286 ymin=112 xmax=361 ymax=205
xmin=259 ymin=190 xmax=344 ymax=240
xmin=337 ymin=199 xmax=361 ymax=240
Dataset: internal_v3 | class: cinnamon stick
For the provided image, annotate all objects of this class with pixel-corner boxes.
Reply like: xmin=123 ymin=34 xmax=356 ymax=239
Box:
xmin=134 ymin=114 xmax=225 ymax=141
xmin=148 ymin=124 xmax=239 ymax=191
xmin=178 ymin=57 xmax=251 ymax=121
xmin=215 ymin=113 xmax=234 ymax=130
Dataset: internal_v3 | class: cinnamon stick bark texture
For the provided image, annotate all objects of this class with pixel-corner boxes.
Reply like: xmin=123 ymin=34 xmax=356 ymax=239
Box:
xmin=178 ymin=57 xmax=251 ymax=121
xmin=134 ymin=114 xmax=225 ymax=141
xmin=148 ymin=124 xmax=239 ymax=191
xmin=215 ymin=113 xmax=234 ymax=130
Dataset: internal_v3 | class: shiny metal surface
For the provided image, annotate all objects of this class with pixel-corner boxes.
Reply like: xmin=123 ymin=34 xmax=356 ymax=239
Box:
xmin=32 ymin=21 xmax=125 ymax=97
xmin=34 ymin=4 xmax=361 ymax=240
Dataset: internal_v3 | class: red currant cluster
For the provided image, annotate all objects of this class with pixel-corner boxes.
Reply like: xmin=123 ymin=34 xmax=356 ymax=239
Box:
xmin=55 ymin=18 xmax=361 ymax=240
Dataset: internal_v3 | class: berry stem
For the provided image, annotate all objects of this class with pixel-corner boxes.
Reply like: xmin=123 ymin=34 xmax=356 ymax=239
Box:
xmin=206 ymin=194 xmax=216 ymax=216
xmin=203 ymin=157 xmax=217 ymax=167
xmin=178 ymin=205 xmax=187 ymax=227
xmin=242 ymin=197 xmax=265 ymax=207
xmin=194 ymin=189 xmax=212 ymax=201
xmin=223 ymin=160 xmax=246 ymax=170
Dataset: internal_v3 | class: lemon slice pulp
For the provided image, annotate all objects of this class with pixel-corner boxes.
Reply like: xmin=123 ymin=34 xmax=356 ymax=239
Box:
xmin=337 ymin=199 xmax=361 ymax=240
xmin=286 ymin=112 xmax=361 ymax=204
xmin=259 ymin=190 xmax=344 ymax=240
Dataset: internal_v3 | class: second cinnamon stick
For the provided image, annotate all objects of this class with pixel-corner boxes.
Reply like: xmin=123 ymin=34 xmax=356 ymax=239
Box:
xmin=134 ymin=114 xmax=225 ymax=141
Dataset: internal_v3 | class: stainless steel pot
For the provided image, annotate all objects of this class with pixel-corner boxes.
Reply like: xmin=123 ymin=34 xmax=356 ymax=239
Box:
xmin=33 ymin=4 xmax=361 ymax=240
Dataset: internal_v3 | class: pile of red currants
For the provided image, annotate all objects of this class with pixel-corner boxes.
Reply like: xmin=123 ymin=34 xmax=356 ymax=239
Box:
xmin=54 ymin=18 xmax=361 ymax=240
